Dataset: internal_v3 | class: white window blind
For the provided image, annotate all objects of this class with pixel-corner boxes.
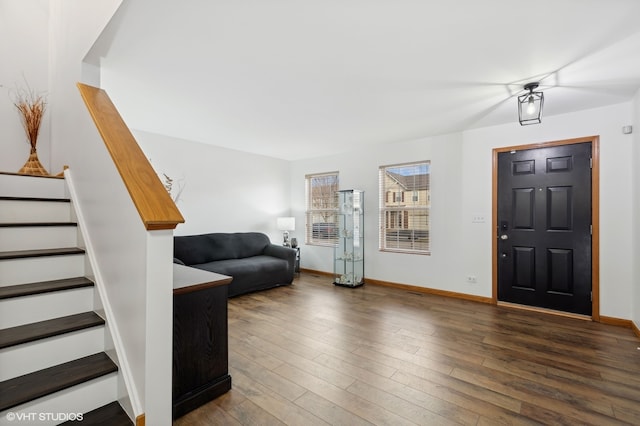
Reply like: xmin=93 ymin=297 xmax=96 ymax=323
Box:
xmin=305 ymin=172 xmax=339 ymax=246
xmin=379 ymin=161 xmax=430 ymax=254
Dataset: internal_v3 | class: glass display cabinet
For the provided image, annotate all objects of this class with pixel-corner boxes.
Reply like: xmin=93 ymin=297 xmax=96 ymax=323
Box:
xmin=333 ymin=190 xmax=364 ymax=287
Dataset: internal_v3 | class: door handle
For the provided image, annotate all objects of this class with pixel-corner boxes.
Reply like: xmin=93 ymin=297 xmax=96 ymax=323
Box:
xmin=500 ymin=234 xmax=509 ymax=240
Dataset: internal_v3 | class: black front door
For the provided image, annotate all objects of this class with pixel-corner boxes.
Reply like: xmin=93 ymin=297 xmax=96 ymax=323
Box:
xmin=497 ymin=142 xmax=592 ymax=315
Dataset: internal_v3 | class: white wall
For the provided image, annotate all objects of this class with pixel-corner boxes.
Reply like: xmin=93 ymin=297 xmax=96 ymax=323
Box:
xmin=49 ymin=0 xmax=123 ymax=171
xmin=0 ymin=0 xmax=51 ymax=173
xmin=632 ymin=89 xmax=640 ymax=331
xmin=463 ymin=102 xmax=634 ymax=320
xmin=133 ymin=130 xmax=292 ymax=241
xmin=292 ymin=102 xmax=636 ymax=320
xmin=291 ymin=133 xmax=466 ymax=292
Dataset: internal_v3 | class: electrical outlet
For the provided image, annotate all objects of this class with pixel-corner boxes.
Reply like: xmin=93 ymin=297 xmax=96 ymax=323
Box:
xmin=466 ymin=275 xmax=477 ymax=284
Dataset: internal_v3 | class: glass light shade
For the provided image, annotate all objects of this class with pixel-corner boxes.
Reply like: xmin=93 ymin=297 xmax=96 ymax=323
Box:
xmin=518 ymin=88 xmax=544 ymax=125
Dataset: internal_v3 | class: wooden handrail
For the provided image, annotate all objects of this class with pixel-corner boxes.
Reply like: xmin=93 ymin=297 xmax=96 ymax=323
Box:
xmin=77 ymin=83 xmax=184 ymax=230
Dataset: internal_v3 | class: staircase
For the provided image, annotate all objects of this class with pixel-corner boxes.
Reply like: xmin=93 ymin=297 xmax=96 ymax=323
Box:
xmin=0 ymin=174 xmax=133 ymax=425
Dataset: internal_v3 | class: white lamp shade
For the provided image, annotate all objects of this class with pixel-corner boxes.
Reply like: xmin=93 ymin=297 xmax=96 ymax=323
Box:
xmin=277 ymin=217 xmax=295 ymax=231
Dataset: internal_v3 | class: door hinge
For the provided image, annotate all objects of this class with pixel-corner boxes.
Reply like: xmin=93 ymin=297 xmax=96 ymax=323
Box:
xmin=590 ymin=157 xmax=593 ymax=168
xmin=590 ymin=225 xmax=592 ymax=235
xmin=591 ymin=291 xmax=592 ymax=302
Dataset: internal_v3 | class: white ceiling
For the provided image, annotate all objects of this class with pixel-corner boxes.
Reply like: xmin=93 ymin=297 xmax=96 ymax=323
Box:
xmin=91 ymin=0 xmax=640 ymax=160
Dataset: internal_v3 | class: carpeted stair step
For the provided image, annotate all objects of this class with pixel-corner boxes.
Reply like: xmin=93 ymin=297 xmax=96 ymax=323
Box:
xmin=0 ymin=352 xmax=118 ymax=412
xmin=0 ymin=311 xmax=104 ymax=349
xmin=60 ymin=401 xmax=134 ymax=425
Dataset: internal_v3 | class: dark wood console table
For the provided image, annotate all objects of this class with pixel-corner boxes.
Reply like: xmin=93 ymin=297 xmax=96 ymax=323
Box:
xmin=172 ymin=264 xmax=233 ymax=419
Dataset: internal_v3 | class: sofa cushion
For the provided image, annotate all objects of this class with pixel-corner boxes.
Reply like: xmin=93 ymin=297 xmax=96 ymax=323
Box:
xmin=174 ymin=232 xmax=270 ymax=264
xmin=193 ymin=255 xmax=291 ymax=297
xmin=230 ymin=233 xmax=271 ymax=259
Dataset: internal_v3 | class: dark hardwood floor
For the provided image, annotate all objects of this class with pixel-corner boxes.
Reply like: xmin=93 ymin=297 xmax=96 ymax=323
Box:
xmin=174 ymin=272 xmax=640 ymax=425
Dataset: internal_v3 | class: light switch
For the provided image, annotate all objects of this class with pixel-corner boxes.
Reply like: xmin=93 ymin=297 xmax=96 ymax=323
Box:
xmin=472 ymin=214 xmax=485 ymax=223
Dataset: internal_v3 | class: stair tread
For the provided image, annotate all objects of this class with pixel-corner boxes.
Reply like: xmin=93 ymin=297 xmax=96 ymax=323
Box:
xmin=0 ymin=222 xmax=77 ymax=227
xmin=0 ymin=352 xmax=117 ymax=411
xmin=0 ymin=277 xmax=94 ymax=300
xmin=0 ymin=196 xmax=70 ymax=202
xmin=0 ymin=247 xmax=85 ymax=260
xmin=0 ymin=171 xmax=64 ymax=180
xmin=60 ymin=401 xmax=133 ymax=425
xmin=0 ymin=312 xmax=104 ymax=349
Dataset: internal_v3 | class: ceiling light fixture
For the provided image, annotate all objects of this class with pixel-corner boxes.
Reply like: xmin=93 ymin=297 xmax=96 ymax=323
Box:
xmin=518 ymin=82 xmax=544 ymax=125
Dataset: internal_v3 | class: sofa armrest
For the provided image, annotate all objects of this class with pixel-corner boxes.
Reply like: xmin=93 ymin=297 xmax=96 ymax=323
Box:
xmin=263 ymin=244 xmax=296 ymax=271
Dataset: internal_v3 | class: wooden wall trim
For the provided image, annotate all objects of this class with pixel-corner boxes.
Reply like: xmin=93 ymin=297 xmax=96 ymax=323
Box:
xmin=299 ymin=268 xmax=333 ymax=277
xmin=600 ymin=316 xmax=635 ymax=329
xmin=591 ymin=137 xmax=601 ymax=321
xmin=299 ymin=269 xmax=493 ymax=304
xmin=366 ymin=278 xmax=494 ymax=304
xmin=492 ymin=150 xmax=499 ymax=302
xmin=497 ymin=301 xmax=592 ymax=321
xmin=136 ymin=413 xmax=144 ymax=426
xmin=77 ymin=83 xmax=184 ymax=231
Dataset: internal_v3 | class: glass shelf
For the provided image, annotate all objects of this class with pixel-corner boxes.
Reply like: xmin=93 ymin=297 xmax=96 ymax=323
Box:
xmin=333 ymin=190 xmax=364 ymax=288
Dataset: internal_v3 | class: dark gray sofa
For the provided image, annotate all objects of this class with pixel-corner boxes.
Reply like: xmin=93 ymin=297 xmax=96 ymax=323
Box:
xmin=173 ymin=232 xmax=296 ymax=297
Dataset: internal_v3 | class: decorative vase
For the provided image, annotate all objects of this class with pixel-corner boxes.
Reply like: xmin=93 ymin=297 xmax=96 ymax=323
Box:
xmin=18 ymin=147 xmax=49 ymax=176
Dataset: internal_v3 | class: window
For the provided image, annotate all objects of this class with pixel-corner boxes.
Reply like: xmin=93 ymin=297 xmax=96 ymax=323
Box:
xmin=305 ymin=172 xmax=339 ymax=246
xmin=379 ymin=161 xmax=430 ymax=254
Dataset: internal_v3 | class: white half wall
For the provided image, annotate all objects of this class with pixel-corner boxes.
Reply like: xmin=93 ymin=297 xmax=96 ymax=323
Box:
xmin=133 ymin=130 xmax=292 ymax=242
xmin=46 ymin=0 xmax=154 ymax=421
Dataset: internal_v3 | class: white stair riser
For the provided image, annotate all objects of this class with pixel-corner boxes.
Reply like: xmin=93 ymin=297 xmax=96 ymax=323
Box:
xmin=0 ymin=226 xmax=78 ymax=252
xmin=1 ymin=176 xmax=126 ymax=422
xmin=0 ymin=200 xmax=71 ymax=223
xmin=0 ymin=327 xmax=104 ymax=381
xmin=0 ymin=287 xmax=94 ymax=329
xmin=0 ymin=373 xmax=118 ymax=426
xmin=0 ymin=254 xmax=84 ymax=287
xmin=0 ymin=175 xmax=66 ymax=199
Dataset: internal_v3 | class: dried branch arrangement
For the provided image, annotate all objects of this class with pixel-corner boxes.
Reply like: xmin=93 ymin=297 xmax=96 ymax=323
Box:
xmin=13 ymin=86 xmax=47 ymax=152
xmin=13 ymin=83 xmax=49 ymax=175
xmin=163 ymin=173 xmax=185 ymax=203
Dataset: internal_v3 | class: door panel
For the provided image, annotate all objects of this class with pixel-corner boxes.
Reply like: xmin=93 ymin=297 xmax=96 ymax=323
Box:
xmin=497 ymin=142 xmax=592 ymax=315
xmin=547 ymin=186 xmax=572 ymax=230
